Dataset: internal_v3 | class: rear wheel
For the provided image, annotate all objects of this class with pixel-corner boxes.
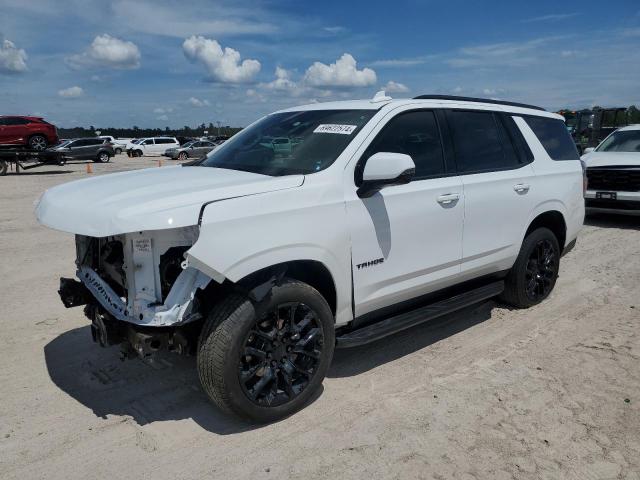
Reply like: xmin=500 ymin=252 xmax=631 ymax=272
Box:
xmin=0 ymin=160 xmax=8 ymax=176
xmin=115 ymin=147 xmax=122 ymax=155
xmin=197 ymin=279 xmax=335 ymax=422
xmin=178 ymin=152 xmax=188 ymax=161
xmin=500 ymin=227 xmax=560 ymax=308
xmin=28 ymin=135 xmax=47 ymax=151
xmin=96 ymin=151 xmax=110 ymax=163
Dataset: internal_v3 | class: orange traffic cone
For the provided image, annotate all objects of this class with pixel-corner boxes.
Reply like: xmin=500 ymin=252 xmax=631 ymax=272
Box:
xmin=86 ymin=163 xmax=93 ymax=174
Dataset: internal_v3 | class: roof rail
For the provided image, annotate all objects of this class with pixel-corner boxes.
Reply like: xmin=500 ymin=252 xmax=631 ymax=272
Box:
xmin=412 ymin=95 xmax=546 ymax=112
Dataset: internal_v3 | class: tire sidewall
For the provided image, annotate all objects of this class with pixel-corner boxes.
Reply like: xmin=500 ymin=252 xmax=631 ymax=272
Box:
xmin=512 ymin=227 xmax=560 ymax=307
xmin=205 ymin=281 xmax=335 ymax=422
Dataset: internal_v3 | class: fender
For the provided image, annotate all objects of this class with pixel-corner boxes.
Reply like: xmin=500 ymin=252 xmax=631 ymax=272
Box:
xmin=186 ymin=183 xmax=354 ymax=325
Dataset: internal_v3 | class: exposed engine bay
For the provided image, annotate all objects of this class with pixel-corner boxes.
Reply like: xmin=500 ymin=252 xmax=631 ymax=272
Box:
xmin=58 ymin=227 xmax=211 ymax=358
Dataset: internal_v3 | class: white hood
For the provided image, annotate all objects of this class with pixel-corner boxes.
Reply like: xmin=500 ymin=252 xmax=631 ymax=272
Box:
xmin=36 ymin=165 xmax=304 ymax=237
xmin=582 ymin=151 xmax=640 ymax=168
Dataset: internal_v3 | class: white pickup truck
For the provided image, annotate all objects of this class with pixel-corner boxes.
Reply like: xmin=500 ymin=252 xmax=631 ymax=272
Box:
xmin=36 ymin=93 xmax=584 ymax=422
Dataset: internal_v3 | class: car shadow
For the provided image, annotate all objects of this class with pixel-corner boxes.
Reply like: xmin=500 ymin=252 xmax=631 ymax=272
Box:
xmin=5 ymin=169 xmax=75 ymax=176
xmin=45 ymin=302 xmax=493 ymax=433
xmin=585 ymin=212 xmax=640 ymax=230
xmin=44 ymin=326 xmax=323 ymax=434
xmin=329 ymin=301 xmax=494 ymax=378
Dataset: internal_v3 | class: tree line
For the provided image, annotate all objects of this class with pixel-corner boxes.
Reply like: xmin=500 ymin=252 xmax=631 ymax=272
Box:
xmin=57 ymin=122 xmax=243 ymax=140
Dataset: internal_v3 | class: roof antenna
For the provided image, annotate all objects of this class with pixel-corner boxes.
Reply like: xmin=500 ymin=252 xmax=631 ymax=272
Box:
xmin=371 ymin=90 xmax=392 ymax=103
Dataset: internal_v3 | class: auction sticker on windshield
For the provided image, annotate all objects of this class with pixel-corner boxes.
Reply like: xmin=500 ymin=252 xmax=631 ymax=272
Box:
xmin=313 ymin=124 xmax=358 ymax=135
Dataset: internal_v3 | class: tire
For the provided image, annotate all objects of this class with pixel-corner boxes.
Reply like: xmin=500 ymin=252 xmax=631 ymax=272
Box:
xmin=96 ymin=151 xmax=110 ymax=163
xmin=0 ymin=160 xmax=8 ymax=176
xmin=28 ymin=134 xmax=47 ymax=151
xmin=135 ymin=150 xmax=143 ymax=157
xmin=178 ymin=152 xmax=188 ymax=161
xmin=115 ymin=148 xmax=122 ymax=155
xmin=197 ymin=279 xmax=335 ymax=422
xmin=500 ymin=227 xmax=560 ymax=308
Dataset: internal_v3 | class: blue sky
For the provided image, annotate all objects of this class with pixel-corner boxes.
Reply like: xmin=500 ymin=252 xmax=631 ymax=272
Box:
xmin=1 ymin=0 xmax=639 ymax=128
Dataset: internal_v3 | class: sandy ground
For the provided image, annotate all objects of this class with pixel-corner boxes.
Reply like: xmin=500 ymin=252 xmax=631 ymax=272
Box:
xmin=0 ymin=154 xmax=639 ymax=480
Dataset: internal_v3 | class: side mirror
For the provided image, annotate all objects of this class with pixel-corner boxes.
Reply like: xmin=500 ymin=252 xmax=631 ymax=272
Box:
xmin=357 ymin=152 xmax=415 ymax=198
xmin=583 ymin=147 xmax=595 ymax=154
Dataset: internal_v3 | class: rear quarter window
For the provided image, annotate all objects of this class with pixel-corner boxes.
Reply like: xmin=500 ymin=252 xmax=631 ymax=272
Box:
xmin=523 ymin=116 xmax=580 ymax=160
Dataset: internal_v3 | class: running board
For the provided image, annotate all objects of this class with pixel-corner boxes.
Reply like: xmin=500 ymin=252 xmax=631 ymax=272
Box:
xmin=336 ymin=280 xmax=504 ymax=348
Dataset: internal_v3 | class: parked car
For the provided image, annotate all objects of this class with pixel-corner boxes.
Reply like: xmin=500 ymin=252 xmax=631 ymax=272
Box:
xmin=48 ymin=137 xmax=115 ymax=162
xmin=98 ymin=136 xmax=129 ymax=154
xmin=582 ymin=124 xmax=640 ymax=215
xmin=37 ymin=93 xmax=584 ymax=422
xmin=164 ymin=140 xmax=218 ymax=160
xmin=0 ymin=115 xmax=59 ymax=150
xmin=127 ymin=137 xmax=180 ymax=157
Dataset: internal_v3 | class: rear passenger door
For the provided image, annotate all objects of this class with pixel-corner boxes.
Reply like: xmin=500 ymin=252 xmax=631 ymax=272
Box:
xmin=444 ymin=109 xmax=537 ymax=277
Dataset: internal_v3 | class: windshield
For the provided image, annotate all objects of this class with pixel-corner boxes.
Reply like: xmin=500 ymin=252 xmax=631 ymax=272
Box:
xmin=596 ymin=130 xmax=640 ymax=153
xmin=56 ymin=140 xmax=72 ymax=148
xmin=182 ymin=141 xmax=197 ymax=148
xmin=198 ymin=109 xmax=376 ymax=176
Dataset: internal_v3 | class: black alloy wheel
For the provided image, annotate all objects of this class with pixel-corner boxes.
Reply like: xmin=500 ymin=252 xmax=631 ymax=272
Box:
xmin=238 ymin=302 xmax=324 ymax=407
xmin=524 ymin=239 xmax=557 ymax=302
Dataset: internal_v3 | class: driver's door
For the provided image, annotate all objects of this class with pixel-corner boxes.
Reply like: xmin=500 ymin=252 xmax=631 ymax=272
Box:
xmin=346 ymin=109 xmax=465 ymax=318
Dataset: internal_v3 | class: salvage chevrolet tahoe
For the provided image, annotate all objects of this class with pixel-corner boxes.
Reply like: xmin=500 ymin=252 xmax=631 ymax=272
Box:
xmin=36 ymin=93 xmax=585 ymax=422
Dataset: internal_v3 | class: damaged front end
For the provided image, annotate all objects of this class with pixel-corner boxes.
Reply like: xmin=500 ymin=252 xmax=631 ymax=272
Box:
xmin=59 ymin=227 xmax=212 ymax=359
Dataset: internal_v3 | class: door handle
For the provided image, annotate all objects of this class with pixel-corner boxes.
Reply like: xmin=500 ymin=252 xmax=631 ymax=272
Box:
xmin=513 ymin=183 xmax=530 ymax=194
xmin=436 ymin=193 xmax=460 ymax=205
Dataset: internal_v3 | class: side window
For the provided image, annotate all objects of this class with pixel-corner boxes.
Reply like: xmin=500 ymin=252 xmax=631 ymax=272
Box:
xmin=142 ymin=139 xmax=153 ymax=145
xmin=523 ymin=116 xmax=580 ymax=160
xmin=74 ymin=139 xmax=89 ymax=147
xmin=447 ymin=110 xmax=521 ymax=173
xmin=360 ymin=110 xmax=445 ymax=183
xmin=6 ymin=117 xmax=29 ymax=125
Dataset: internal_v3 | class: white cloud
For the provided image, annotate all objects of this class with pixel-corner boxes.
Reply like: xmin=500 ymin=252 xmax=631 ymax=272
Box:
xmin=188 ymin=97 xmax=210 ymax=107
xmin=153 ymin=107 xmax=174 ymax=114
xmin=58 ymin=86 xmax=84 ymax=98
xmin=383 ymin=80 xmax=409 ymax=93
xmin=157 ymin=114 xmax=169 ymax=121
xmin=112 ymin=0 xmax=278 ymax=38
xmin=522 ymin=13 xmax=580 ymax=23
xmin=67 ymin=34 xmax=141 ymax=70
xmin=452 ymin=86 xmax=464 ymax=93
xmin=369 ymin=57 xmax=429 ymax=68
xmin=0 ymin=37 xmax=27 ymax=74
xmin=182 ymin=35 xmax=260 ymax=83
xmin=303 ymin=53 xmax=376 ymax=88
xmin=446 ymin=37 xmax=564 ymax=68
xmin=265 ymin=67 xmax=298 ymax=91
xmin=323 ymin=26 xmax=346 ymax=35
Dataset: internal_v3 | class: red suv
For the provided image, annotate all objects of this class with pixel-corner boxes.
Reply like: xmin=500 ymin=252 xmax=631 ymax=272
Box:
xmin=0 ymin=116 xmax=59 ymax=150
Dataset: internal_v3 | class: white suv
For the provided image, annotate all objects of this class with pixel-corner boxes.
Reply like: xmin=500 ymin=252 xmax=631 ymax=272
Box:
xmin=36 ymin=93 xmax=584 ymax=422
xmin=126 ymin=137 xmax=179 ymax=157
xmin=582 ymin=124 xmax=640 ymax=215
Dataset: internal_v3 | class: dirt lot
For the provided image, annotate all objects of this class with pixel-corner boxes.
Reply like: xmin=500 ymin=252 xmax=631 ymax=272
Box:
xmin=1 ymin=155 xmax=639 ymax=480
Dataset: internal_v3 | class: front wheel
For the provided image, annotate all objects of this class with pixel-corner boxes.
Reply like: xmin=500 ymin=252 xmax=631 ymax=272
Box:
xmin=500 ymin=227 xmax=560 ymax=308
xmin=115 ymin=147 xmax=122 ymax=155
xmin=197 ymin=279 xmax=335 ymax=422
xmin=178 ymin=152 xmax=188 ymax=161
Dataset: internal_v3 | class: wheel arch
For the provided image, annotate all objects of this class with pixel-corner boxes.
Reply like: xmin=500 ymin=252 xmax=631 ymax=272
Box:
xmin=524 ymin=209 xmax=566 ymax=249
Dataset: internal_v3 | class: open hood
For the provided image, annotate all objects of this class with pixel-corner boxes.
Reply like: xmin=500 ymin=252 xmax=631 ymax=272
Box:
xmin=36 ymin=165 xmax=304 ymax=237
xmin=582 ymin=151 xmax=640 ymax=168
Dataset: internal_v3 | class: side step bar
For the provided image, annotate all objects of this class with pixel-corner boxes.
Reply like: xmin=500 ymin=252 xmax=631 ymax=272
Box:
xmin=336 ymin=281 xmax=504 ymax=348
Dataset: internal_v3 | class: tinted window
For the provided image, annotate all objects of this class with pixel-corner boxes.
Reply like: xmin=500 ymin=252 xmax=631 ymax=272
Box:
xmin=523 ymin=116 xmax=580 ymax=160
xmin=362 ymin=110 xmax=445 ymax=181
xmin=141 ymin=139 xmax=153 ymax=145
xmin=448 ymin=110 xmax=521 ymax=173
xmin=156 ymin=138 xmax=176 ymax=144
xmin=73 ymin=139 xmax=91 ymax=147
xmin=5 ymin=117 xmax=30 ymax=125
